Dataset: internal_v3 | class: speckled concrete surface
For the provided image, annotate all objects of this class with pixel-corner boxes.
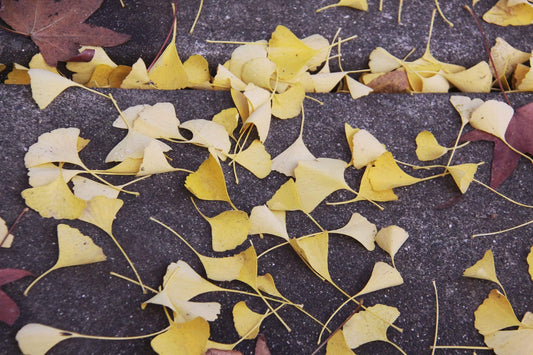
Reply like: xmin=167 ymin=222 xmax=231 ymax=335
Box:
xmin=1 ymin=1 xmax=533 ymax=354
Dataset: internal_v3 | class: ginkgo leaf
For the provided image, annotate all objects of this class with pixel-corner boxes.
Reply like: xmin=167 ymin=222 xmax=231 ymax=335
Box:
xmin=183 ymin=55 xmax=211 ymax=88
xmin=469 ymin=100 xmax=514 ymax=140
xmin=356 ymin=165 xmax=398 ymax=202
xmin=85 ymin=64 xmax=114 ymax=87
xmin=231 ymin=140 xmax=272 ymax=179
xmin=266 ymin=178 xmax=303 ymax=211
xmin=133 ymin=102 xmax=183 ymax=140
xmin=256 ymin=273 xmax=285 ymax=299
xmin=311 ymin=72 xmax=346 ymax=93
xmin=490 ymin=37 xmax=530 ymax=79
xmin=317 ymin=0 xmax=369 ymax=12
xmin=25 ymin=128 xmax=85 ymax=168
xmin=180 ymin=119 xmax=231 ymax=158
xmin=527 ymin=247 xmax=533 ymax=281
xmin=78 ymin=196 xmax=123 ymax=236
xmin=96 ymin=158 xmax=143 ymax=175
xmin=271 ymin=84 xmax=305 ymax=119
xmin=483 ymin=0 xmax=533 ymax=26
xmin=514 ymin=57 xmax=533 ymax=91
xmin=268 ymin=25 xmax=318 ymax=81
xmin=213 ymin=108 xmax=239 ymax=137
xmin=351 ymin=129 xmax=387 ymax=169
xmin=367 ymin=152 xmax=421 ymax=191
xmin=193 ymin=203 xmax=250 ymax=252
xmin=28 ymin=69 xmax=83 ymax=109
xmin=67 ymin=46 xmax=117 ymax=85
xmin=105 ymin=130 xmax=172 ymax=163
xmin=448 ymin=163 xmax=480 ymax=194
xmin=137 ymin=141 xmax=179 ymax=176
xmin=330 ymin=213 xmax=377 ymax=251
xmin=443 ymin=62 xmax=492 ymax=92
xmin=151 ymin=318 xmax=209 ymax=355
xmin=342 ymin=304 xmax=401 ymax=349
xmin=228 ymin=41 xmax=268 ymax=79
xmin=368 ymin=47 xmax=402 ymax=73
xmin=271 ymin=135 xmax=315 ymax=177
xmin=148 ymin=16 xmax=188 ymax=90
xmin=233 ymin=301 xmax=264 ymax=339
xmin=185 ymin=155 xmax=235 ymax=208
xmin=212 ymin=64 xmax=247 ymax=91
xmin=28 ymin=163 xmax=83 ymax=187
xmin=172 ymin=299 xmax=221 ymax=324
xmin=474 ymin=289 xmax=522 ymax=335
xmin=249 ymin=205 xmax=289 ymax=240
xmin=72 ymin=176 xmax=121 ymax=200
xmin=23 ymin=224 xmax=106 ymax=295
xmin=483 ymin=329 xmax=533 ymax=355
xmin=241 ymin=57 xmax=277 ymax=89
xmin=16 ymin=323 xmax=77 ymax=355
xmin=346 ymin=76 xmax=373 ymax=100
xmin=112 ymin=104 xmax=149 ymax=129
xmin=244 ymin=83 xmax=271 ymax=111
xmin=289 ymin=232 xmax=332 ymax=282
xmin=449 ymin=95 xmax=484 ymax=126
xmin=21 ymin=173 xmax=86 ymax=220
xmin=375 ymin=225 xmax=408 ymax=267
xmin=463 ymin=250 xmax=502 ymax=286
xmin=120 ymin=58 xmax=155 ymax=89
xmin=295 ymin=158 xmax=351 ymax=213
xmin=325 ymin=330 xmax=355 ymax=355
xmin=415 ymin=131 xmax=448 ymax=161
xmin=243 ymin=102 xmax=272 ymax=143
xmin=355 ymin=262 xmax=403 ymax=297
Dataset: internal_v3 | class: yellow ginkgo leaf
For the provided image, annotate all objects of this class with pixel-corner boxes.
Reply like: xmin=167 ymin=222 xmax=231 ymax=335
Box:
xmin=484 ymin=329 xmax=533 ymax=355
xmin=317 ymin=0 xmax=369 ymax=12
xmin=112 ymin=104 xmax=149 ymax=129
xmin=249 ymin=205 xmax=289 ymax=240
xmin=137 ymin=141 xmax=179 ymax=176
xmin=148 ymin=16 xmax=188 ymax=90
xmin=185 ymin=155 xmax=235 ymax=208
xmin=0 ymin=217 xmax=14 ymax=248
xmin=28 ymin=163 xmax=83 ymax=187
xmin=231 ymin=87 xmax=250 ymax=121
xmin=330 ymin=213 xmax=377 ymax=251
xmin=28 ymin=53 xmax=60 ymax=74
xmin=133 ymin=102 xmax=183 ymax=140
xmin=448 ymin=163 xmax=480 ymax=194
xmin=5 ymin=63 xmax=31 ymax=84
xmin=483 ymin=0 xmax=533 ymax=26
xmin=120 ymin=58 xmax=155 ymax=89
xmin=25 ymin=128 xmax=85 ymax=168
xmin=271 ymin=135 xmax=315 ymax=178
xmin=78 ymin=196 xmax=123 ymax=236
xmin=356 ymin=165 xmax=398 ymax=202
xmin=272 ymin=84 xmax=306 ymax=119
xmin=368 ymin=47 xmax=402 ymax=73
xmin=108 ymin=65 xmax=132 ymax=88
xmin=16 ymin=323 xmax=78 ymax=355
xmin=85 ymin=64 xmax=114 ymax=87
xmin=310 ymin=72 xmax=346 ymax=93
xmin=241 ymin=57 xmax=277 ymax=89
xmin=96 ymin=158 xmax=143 ymax=175
xmin=72 ymin=176 xmax=121 ymax=200
xmin=351 ymin=129 xmax=387 ymax=169
xmin=105 ymin=130 xmax=172 ymax=163
xmin=355 ymin=262 xmax=404 ymax=297
xmin=66 ymin=46 xmax=117 ymax=84
xmin=233 ymin=301 xmax=264 ymax=339
xmin=342 ymin=304 xmax=401 ymax=349
xmin=21 ymin=173 xmax=86 ymax=220
xmin=28 ymin=69 xmax=83 ymax=109
xmin=367 ymin=152 xmax=421 ymax=191
xmin=474 ymin=289 xmax=522 ymax=335
xmin=375 ymin=225 xmax=408 ymax=267
xmin=266 ymin=178 xmax=303 ymax=211
xmin=151 ymin=318 xmax=209 ymax=355
xmin=171 ymin=299 xmax=221 ymax=324
xmin=302 ymin=34 xmax=329 ymax=71
xmin=295 ymin=158 xmax=351 ymax=213
xmin=527 ymin=247 xmax=533 ymax=281
xmin=490 ymin=37 xmax=530 ymax=79
xmin=289 ymin=232 xmax=332 ymax=282
xmin=23 ymin=224 xmax=106 ymax=295
xmin=244 ymin=83 xmax=271 ymax=111
xmin=469 ymin=100 xmax=514 ymax=140
xmin=443 ymin=61 xmax=492 ymax=93
xmin=193 ymin=203 xmax=250 ymax=252
xmin=463 ymin=249 xmax=503 ymax=286
xmin=212 ymin=64 xmax=247 ymax=91
xmin=344 ymin=123 xmax=360 ymax=156
xmin=180 ymin=119 xmax=231 ymax=158
xmin=242 ymin=102 xmax=272 ymax=143
xmin=231 ymin=140 xmax=272 ymax=179
xmin=183 ymin=54 xmax=211 ymax=88
xmin=415 ymin=131 xmax=448 ymax=161
xmin=268 ymin=25 xmax=318 ymax=81
xmin=326 ymin=330 xmax=355 ymax=355
xmin=449 ymin=95 xmax=484 ymax=126
xmin=257 ymin=273 xmax=285 ymax=298
xmin=212 ymin=108 xmax=239 ymax=137
xmin=228 ymin=41 xmax=268 ymax=78
xmin=514 ymin=55 xmax=533 ymax=90
xmin=346 ymin=76 xmax=373 ymax=100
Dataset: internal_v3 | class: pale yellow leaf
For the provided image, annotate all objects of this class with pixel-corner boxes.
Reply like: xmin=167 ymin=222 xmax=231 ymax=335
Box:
xmin=231 ymin=140 xmax=272 ymax=179
xmin=326 ymin=330 xmax=355 ymax=355
xmin=66 ymin=46 xmax=117 ymax=84
xmin=444 ymin=62 xmax=492 ymax=92
xmin=137 ymin=141 xmax=178 ymax=176
xmin=483 ymin=0 xmax=533 ymax=26
xmin=355 ymin=262 xmax=404 ymax=297
xmin=346 ymin=76 xmax=373 ymax=99
xmin=351 ymin=129 xmax=387 ymax=169
xmin=464 ymin=249 xmax=501 ymax=286
xmin=16 ymin=323 xmax=77 ymax=355
xmin=28 ymin=69 xmax=83 ymax=109
xmin=343 ymin=304 xmax=400 ymax=349
xmin=448 ymin=163 xmax=480 ymax=194
xmin=121 ymin=58 xmax=155 ymax=89
xmin=368 ymin=47 xmax=402 ymax=73
xmin=289 ymin=232 xmax=332 ymax=282
xmin=271 ymin=135 xmax=315 ymax=177
xmin=249 ymin=205 xmax=289 ymax=240
xmin=415 ymin=131 xmax=448 ymax=161
xmin=232 ymin=301 xmax=264 ymax=339
xmin=474 ymin=289 xmax=522 ymax=335
xmin=25 ymin=128 xmax=85 ymax=168
xmin=528 ymin=246 xmax=533 ymax=281
xmin=330 ymin=213 xmax=377 ymax=251
xmin=272 ymin=84 xmax=305 ymax=119
xmin=375 ymin=225 xmax=408 ymax=266
xmin=449 ymin=95 xmax=484 ymax=126
xmin=469 ymin=100 xmax=514 ymax=140
xmin=105 ymin=130 xmax=172 ymax=163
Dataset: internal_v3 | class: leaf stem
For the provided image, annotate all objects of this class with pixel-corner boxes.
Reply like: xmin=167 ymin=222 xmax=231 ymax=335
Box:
xmin=189 ymin=0 xmax=204 ymax=33
xmin=431 ymin=281 xmax=439 ymax=355
xmin=23 ymin=266 xmax=56 ymax=296
xmin=109 ymin=272 xmax=158 ymax=293
xmin=471 ymin=218 xmax=533 ymax=238
xmin=108 ymin=232 xmax=147 ymax=293
xmin=473 ymin=178 xmax=533 ymax=209
xmin=75 ymin=327 xmax=169 ymax=341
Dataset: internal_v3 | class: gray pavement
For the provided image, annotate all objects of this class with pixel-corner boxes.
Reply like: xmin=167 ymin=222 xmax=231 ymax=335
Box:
xmin=1 ymin=1 xmax=533 ymax=354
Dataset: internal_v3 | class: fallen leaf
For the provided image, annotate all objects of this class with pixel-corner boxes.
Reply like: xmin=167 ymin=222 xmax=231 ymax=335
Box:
xmin=447 ymin=163 xmax=480 ymax=194
xmin=271 ymin=135 xmax=315 ymax=178
xmin=317 ymin=0 xmax=369 ymax=12
xmin=484 ymin=328 xmax=533 ymax=355
xmin=233 ymin=301 xmax=264 ymax=339
xmin=474 ymin=289 xmax=522 ymax=335
xmin=16 ymin=323 xmax=77 ymax=354
xmin=375 ymin=225 xmax=408 ymax=267
xmin=365 ymin=70 xmax=411 ymax=93
xmin=490 ymin=37 xmax=530 ymax=80
xmin=0 ymin=0 xmax=130 ymax=66
xmin=266 ymin=178 xmax=303 ymax=211
xmin=483 ymin=0 xmax=533 ymax=26
xmin=415 ymin=130 xmax=448 ymax=161
xmin=271 ymin=84 xmax=305 ymax=119
xmin=28 ymin=69 xmax=83 ymax=109
xmin=248 ymin=205 xmax=289 ymax=241
xmin=66 ymin=46 xmax=117 ymax=84
xmin=367 ymin=152 xmax=421 ymax=191
xmin=463 ymin=250 xmax=503 ymax=287
xmin=120 ymin=58 xmax=155 ymax=89
xmin=329 ymin=213 xmax=377 ymax=251
xmin=0 ymin=269 xmax=32 ymax=325
xmin=255 ymin=334 xmax=272 ymax=355
xmin=151 ymin=318 xmax=210 ymax=355
xmin=355 ymin=262 xmax=403 ymax=297
xmin=231 ymin=140 xmax=272 ymax=179
xmin=289 ymin=232 xmax=332 ymax=282
xmin=325 ymin=330 xmax=356 ymax=355
xmin=469 ymin=100 xmax=514 ymax=140
xmin=0 ymin=218 xmax=15 ymax=248
xmin=345 ymin=76 xmax=373 ymax=100
xmin=443 ymin=62 xmax=492 ymax=92
xmin=528 ymin=246 xmax=533 ymax=281
xmin=350 ymin=129 xmax=387 ymax=169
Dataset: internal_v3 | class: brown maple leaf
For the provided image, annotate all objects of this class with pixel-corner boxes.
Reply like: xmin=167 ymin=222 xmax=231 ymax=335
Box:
xmin=0 ymin=268 xmax=33 ymax=326
xmin=461 ymin=101 xmax=533 ymax=189
xmin=0 ymin=0 xmax=130 ymax=66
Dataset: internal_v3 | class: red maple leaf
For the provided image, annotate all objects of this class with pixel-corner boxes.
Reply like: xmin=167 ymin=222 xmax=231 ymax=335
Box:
xmin=0 ymin=0 xmax=130 ymax=66
xmin=0 ymin=268 xmax=33 ymax=326
xmin=461 ymin=101 xmax=533 ymax=189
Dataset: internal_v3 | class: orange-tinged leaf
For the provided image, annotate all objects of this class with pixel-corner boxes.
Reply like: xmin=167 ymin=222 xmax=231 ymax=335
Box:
xmin=528 ymin=246 xmax=533 ymax=281
xmin=85 ymin=64 xmax=114 ymax=88
xmin=474 ymin=289 xmax=522 ymax=335
xmin=66 ymin=46 xmax=117 ymax=84
xmin=108 ymin=65 xmax=131 ymax=88
xmin=151 ymin=318 xmax=210 ymax=355
xmin=5 ymin=63 xmax=31 ymax=85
